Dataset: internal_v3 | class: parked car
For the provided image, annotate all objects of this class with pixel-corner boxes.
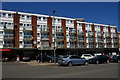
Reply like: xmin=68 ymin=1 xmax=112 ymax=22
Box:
xmin=23 ymin=55 xmax=31 ymax=61
xmin=37 ymin=55 xmax=53 ymax=63
xmin=81 ymin=54 xmax=94 ymax=60
xmin=109 ymin=55 xmax=120 ymax=63
xmin=58 ymin=55 xmax=89 ymax=67
xmin=89 ymin=55 xmax=110 ymax=64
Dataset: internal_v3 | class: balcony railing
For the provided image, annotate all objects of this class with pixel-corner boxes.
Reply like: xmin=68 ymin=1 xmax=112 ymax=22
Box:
xmin=24 ymin=44 xmax=32 ymax=48
xmin=4 ymin=44 xmax=14 ymax=48
xmin=41 ymin=36 xmax=49 ymax=40
xmin=78 ymin=39 xmax=84 ymax=42
xmin=98 ymin=45 xmax=104 ymax=48
xmin=78 ymin=32 xmax=84 ymax=36
xmin=89 ymin=45 xmax=95 ymax=48
xmin=23 ymin=27 xmax=32 ymax=31
xmin=106 ymin=45 xmax=112 ymax=48
xmin=78 ymin=45 xmax=85 ymax=48
xmin=69 ymin=30 xmax=76 ymax=33
xmin=70 ymin=37 xmax=76 ymax=40
xmin=56 ymin=36 xmax=64 ymax=39
xmin=88 ymin=32 xmax=94 ymax=36
xmin=114 ymin=45 xmax=118 ymax=48
xmin=97 ymin=33 xmax=102 ymax=36
xmin=56 ymin=29 xmax=64 ymax=32
xmin=24 ymin=35 xmax=32 ymax=40
xmin=41 ymin=28 xmax=49 ymax=32
xmin=4 ymin=25 xmax=14 ymax=30
xmin=88 ymin=38 xmax=94 ymax=42
xmin=70 ymin=45 xmax=77 ymax=48
xmin=57 ymin=45 xmax=64 ymax=48
xmin=4 ymin=34 xmax=14 ymax=39
xmin=105 ymin=33 xmax=110 ymax=37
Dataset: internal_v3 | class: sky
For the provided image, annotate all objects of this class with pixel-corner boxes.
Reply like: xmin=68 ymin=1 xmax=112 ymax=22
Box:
xmin=1 ymin=2 xmax=119 ymax=31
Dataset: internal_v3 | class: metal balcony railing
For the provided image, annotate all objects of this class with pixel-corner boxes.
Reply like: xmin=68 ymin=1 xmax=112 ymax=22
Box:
xmin=89 ymin=45 xmax=95 ymax=48
xmin=57 ymin=45 xmax=64 ymax=48
xmin=24 ymin=44 xmax=32 ymax=48
xmin=106 ymin=45 xmax=112 ymax=48
xmin=98 ymin=45 xmax=104 ymax=48
xmin=78 ymin=45 xmax=85 ymax=48
xmin=4 ymin=44 xmax=14 ymax=48
xmin=4 ymin=34 xmax=14 ymax=39
xmin=70 ymin=37 xmax=76 ymax=40
xmin=56 ymin=29 xmax=64 ymax=32
xmin=4 ymin=25 xmax=14 ymax=30
xmin=41 ymin=36 xmax=49 ymax=40
xmin=23 ymin=26 xmax=32 ymax=31
xmin=70 ymin=45 xmax=77 ymax=48
xmin=56 ymin=36 xmax=64 ymax=39
xmin=24 ymin=35 xmax=32 ymax=39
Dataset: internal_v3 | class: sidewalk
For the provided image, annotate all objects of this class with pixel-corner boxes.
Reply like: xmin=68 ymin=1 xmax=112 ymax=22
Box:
xmin=19 ymin=60 xmax=58 ymax=66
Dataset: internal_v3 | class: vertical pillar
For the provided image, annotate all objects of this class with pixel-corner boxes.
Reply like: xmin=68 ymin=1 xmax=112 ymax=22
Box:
xmin=61 ymin=19 xmax=67 ymax=48
xmin=14 ymin=13 xmax=20 ymax=48
xmin=100 ymin=26 xmax=105 ymax=47
xmin=74 ymin=20 xmax=78 ymax=47
xmin=47 ymin=17 xmax=53 ymax=48
xmin=108 ymin=26 xmax=112 ymax=47
xmin=31 ymin=15 xmax=37 ymax=48
xmin=91 ymin=24 xmax=96 ymax=48
xmin=82 ymin=23 xmax=87 ymax=48
xmin=115 ymin=27 xmax=119 ymax=48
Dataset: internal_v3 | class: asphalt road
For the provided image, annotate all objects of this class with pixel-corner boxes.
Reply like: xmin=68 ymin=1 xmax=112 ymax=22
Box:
xmin=2 ymin=62 xmax=118 ymax=78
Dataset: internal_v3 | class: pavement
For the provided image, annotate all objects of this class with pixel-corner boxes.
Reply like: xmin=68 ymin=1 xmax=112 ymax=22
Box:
xmin=18 ymin=60 xmax=58 ymax=66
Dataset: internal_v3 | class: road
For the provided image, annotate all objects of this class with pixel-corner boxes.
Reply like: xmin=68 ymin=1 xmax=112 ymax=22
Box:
xmin=2 ymin=62 xmax=118 ymax=78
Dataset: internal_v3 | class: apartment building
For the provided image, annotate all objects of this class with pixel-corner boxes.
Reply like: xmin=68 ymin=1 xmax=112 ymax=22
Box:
xmin=0 ymin=10 xmax=119 ymax=60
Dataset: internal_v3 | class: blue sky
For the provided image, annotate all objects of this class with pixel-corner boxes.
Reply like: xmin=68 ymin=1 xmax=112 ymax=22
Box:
xmin=2 ymin=2 xmax=119 ymax=31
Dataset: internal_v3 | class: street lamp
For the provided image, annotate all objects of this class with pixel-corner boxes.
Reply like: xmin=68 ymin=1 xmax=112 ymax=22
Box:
xmin=53 ymin=10 xmax=56 ymax=64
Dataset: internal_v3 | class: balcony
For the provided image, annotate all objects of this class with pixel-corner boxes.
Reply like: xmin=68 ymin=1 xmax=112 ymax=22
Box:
xmin=41 ymin=36 xmax=49 ymax=40
xmin=113 ymin=34 xmax=117 ymax=37
xmin=105 ymin=33 xmax=110 ymax=37
xmin=4 ymin=44 xmax=14 ymax=48
xmin=89 ymin=45 xmax=95 ymax=48
xmin=24 ymin=44 xmax=32 ymax=48
xmin=78 ymin=45 xmax=85 ymax=48
xmin=88 ymin=32 xmax=94 ymax=36
xmin=106 ymin=39 xmax=111 ymax=43
xmin=57 ymin=45 xmax=64 ymax=48
xmin=41 ymin=28 xmax=49 ymax=33
xmin=97 ymin=33 xmax=102 ymax=36
xmin=78 ymin=39 xmax=84 ymax=42
xmin=24 ymin=35 xmax=33 ymax=40
xmin=114 ymin=45 xmax=118 ymax=48
xmin=88 ymin=38 xmax=94 ymax=42
xmin=56 ymin=29 xmax=64 ymax=33
xmin=69 ymin=37 xmax=76 ymax=41
xmin=4 ymin=25 xmax=14 ymax=30
xmin=23 ymin=27 xmax=32 ymax=31
xmin=106 ymin=45 xmax=112 ymax=48
xmin=78 ymin=32 xmax=84 ymax=36
xmin=69 ymin=29 xmax=76 ymax=34
xmin=70 ymin=45 xmax=77 ymax=48
xmin=98 ymin=45 xmax=104 ymax=48
xmin=4 ymin=34 xmax=14 ymax=39
xmin=56 ymin=36 xmax=64 ymax=40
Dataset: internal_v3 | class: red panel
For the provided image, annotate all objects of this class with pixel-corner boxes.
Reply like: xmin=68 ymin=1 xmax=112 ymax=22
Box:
xmin=0 ymin=49 xmax=11 ymax=51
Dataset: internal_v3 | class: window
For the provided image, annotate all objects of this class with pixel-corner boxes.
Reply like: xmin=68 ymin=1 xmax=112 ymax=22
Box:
xmin=19 ymin=32 xmax=22 ymax=35
xmin=37 ymin=33 xmax=40 ymax=36
xmin=2 ymin=13 xmax=6 ymax=17
xmin=37 ymin=17 xmax=41 ymax=20
xmin=8 ymin=14 xmax=13 ymax=18
xmin=43 ymin=17 xmax=47 ymax=21
xmin=20 ymin=15 xmax=25 ymax=19
xmin=19 ymin=41 xmax=22 ymax=44
xmin=70 ymin=56 xmax=80 ymax=59
xmin=0 ymin=31 xmax=3 ymax=34
xmin=27 ymin=16 xmax=31 ymax=20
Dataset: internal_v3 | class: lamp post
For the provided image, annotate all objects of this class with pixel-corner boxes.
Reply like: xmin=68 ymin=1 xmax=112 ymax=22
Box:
xmin=53 ymin=10 xmax=56 ymax=64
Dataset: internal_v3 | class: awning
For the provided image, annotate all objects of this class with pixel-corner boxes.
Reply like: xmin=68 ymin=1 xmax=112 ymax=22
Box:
xmin=0 ymin=49 xmax=11 ymax=51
